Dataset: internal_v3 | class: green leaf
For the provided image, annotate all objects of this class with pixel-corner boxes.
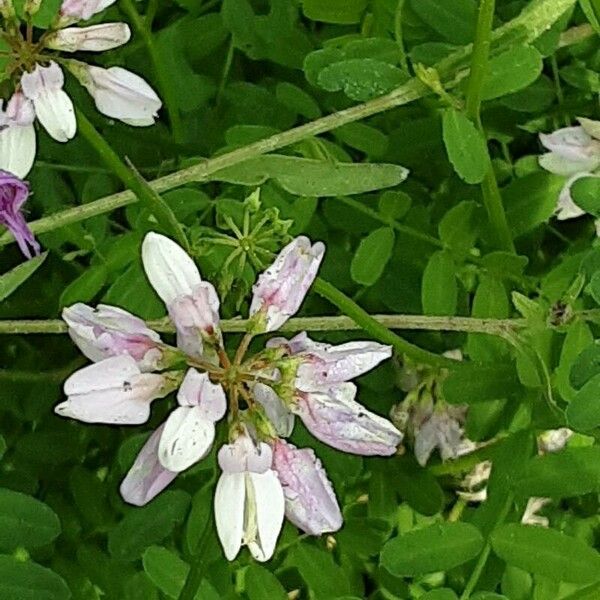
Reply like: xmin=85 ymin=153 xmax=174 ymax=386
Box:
xmin=556 ymin=321 xmax=594 ymax=401
xmin=351 ymin=227 xmax=395 ymax=286
xmin=394 ymin=456 xmax=444 ymax=516
xmin=143 ymin=546 xmax=189 ymax=599
xmin=491 ymin=524 xmax=600 ymax=584
xmin=442 ymin=109 xmax=488 ymax=184
xmin=481 ymin=46 xmax=543 ymax=100
xmin=571 ymin=176 xmax=600 ymax=217
xmin=286 ymin=544 xmax=351 ymax=598
xmin=438 ymin=201 xmax=482 ymax=253
xmin=244 ymin=564 xmax=287 ymax=600
xmin=570 ymin=341 xmax=600 ymax=390
xmin=214 ymin=155 xmax=409 ymax=196
xmin=410 ymin=0 xmax=476 ymax=44
xmin=108 ymin=491 xmax=190 ymax=561
xmin=0 ymin=556 xmax=71 ymax=600
xmin=335 ymin=122 xmax=389 ymax=158
xmin=59 ymin=265 xmax=108 ymax=307
xmin=0 ymin=488 xmax=61 ymax=552
xmin=514 ymin=447 xmax=600 ymax=499
xmin=580 ymin=0 xmax=600 ymax=35
xmin=566 ymin=373 xmax=600 ymax=431
xmin=381 ymin=522 xmax=484 ymax=576
xmin=317 ymin=58 xmax=408 ymax=101
xmin=421 ymin=590 xmax=459 ymax=600
xmin=301 ymin=0 xmax=367 ymax=24
xmin=421 ymin=250 xmax=457 ymax=315
xmin=0 ymin=252 xmax=47 ymax=302
xmin=443 ymin=362 xmax=521 ymax=404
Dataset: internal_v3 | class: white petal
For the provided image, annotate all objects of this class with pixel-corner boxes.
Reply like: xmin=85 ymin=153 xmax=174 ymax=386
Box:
xmin=177 ymin=368 xmax=226 ymax=421
xmin=247 ymin=471 xmax=285 ymax=562
xmin=538 ymin=152 xmax=598 ymax=176
xmin=253 ymin=382 xmax=295 ymax=436
xmin=64 ymin=354 xmax=139 ymax=393
xmin=141 ymin=232 xmax=201 ymax=306
xmin=34 ymin=90 xmax=76 ymax=142
xmin=214 ymin=472 xmax=245 ymax=561
xmin=45 ymin=23 xmax=131 ymax=52
xmin=0 ymin=123 xmax=36 ymax=178
xmin=158 ymin=406 xmax=215 ymax=472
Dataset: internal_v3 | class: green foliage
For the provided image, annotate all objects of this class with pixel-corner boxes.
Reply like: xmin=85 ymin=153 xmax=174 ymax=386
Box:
xmin=2 ymin=0 xmax=600 ymax=598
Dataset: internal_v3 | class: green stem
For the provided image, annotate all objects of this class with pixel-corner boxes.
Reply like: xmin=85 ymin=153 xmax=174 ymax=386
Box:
xmin=178 ymin=518 xmax=212 ymax=600
xmin=0 ymin=314 xmax=526 ymax=336
xmin=313 ymin=278 xmax=458 ymax=368
xmin=459 ymin=492 xmax=514 ymax=599
xmin=120 ymin=0 xmax=185 ymax=143
xmin=76 ymin=109 xmax=189 ymax=251
xmin=0 ymin=0 xmax=576 ymax=250
xmin=466 ymin=0 xmax=515 ymax=254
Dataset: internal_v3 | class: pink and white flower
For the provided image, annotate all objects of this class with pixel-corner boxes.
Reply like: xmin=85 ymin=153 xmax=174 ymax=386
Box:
xmin=249 ymin=236 xmax=324 ymax=332
xmin=0 ymin=92 xmax=36 ymax=179
xmin=272 ymin=439 xmax=342 ymax=536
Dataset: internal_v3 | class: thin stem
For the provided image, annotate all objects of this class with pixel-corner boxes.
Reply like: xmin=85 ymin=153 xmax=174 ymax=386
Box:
xmin=394 ymin=0 xmax=409 ymax=73
xmin=313 ymin=278 xmax=458 ymax=368
xmin=0 ymin=314 xmax=526 ymax=335
xmin=178 ymin=518 xmax=212 ymax=600
xmin=233 ymin=332 xmax=254 ymax=367
xmin=466 ymin=0 xmax=515 ymax=254
xmin=120 ymin=0 xmax=185 ymax=143
xmin=459 ymin=492 xmax=514 ymax=599
xmin=76 ymin=109 xmax=190 ymax=251
xmin=0 ymin=0 xmax=576 ymax=250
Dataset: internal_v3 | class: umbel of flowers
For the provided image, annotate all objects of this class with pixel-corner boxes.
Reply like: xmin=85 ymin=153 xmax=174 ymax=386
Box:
xmin=0 ymin=0 xmax=162 ymax=258
xmin=57 ymin=233 xmax=402 ymax=562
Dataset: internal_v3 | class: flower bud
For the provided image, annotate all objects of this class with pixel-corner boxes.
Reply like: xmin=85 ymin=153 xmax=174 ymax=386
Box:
xmin=294 ymin=383 xmax=402 ymax=456
xmin=20 ymin=62 xmax=76 ymax=143
xmin=0 ymin=170 xmax=40 ymax=258
xmin=249 ymin=236 xmax=324 ymax=333
xmin=272 ymin=439 xmax=342 ymax=535
xmin=69 ymin=63 xmax=161 ymax=126
xmin=62 ymin=302 xmax=169 ymax=371
xmin=45 ymin=23 xmax=131 ymax=52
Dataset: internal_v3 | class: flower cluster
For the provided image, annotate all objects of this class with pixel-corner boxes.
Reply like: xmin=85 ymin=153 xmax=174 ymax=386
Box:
xmin=538 ymin=118 xmax=600 ymax=222
xmin=0 ymin=0 xmax=161 ymax=257
xmin=57 ymin=233 xmax=402 ymax=561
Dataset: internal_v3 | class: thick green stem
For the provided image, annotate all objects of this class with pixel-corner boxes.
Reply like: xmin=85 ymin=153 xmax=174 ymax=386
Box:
xmin=467 ymin=0 xmax=515 ymax=254
xmin=0 ymin=0 xmax=576 ymax=250
xmin=120 ymin=0 xmax=185 ymax=143
xmin=0 ymin=314 xmax=526 ymax=335
xmin=76 ymin=109 xmax=189 ymax=251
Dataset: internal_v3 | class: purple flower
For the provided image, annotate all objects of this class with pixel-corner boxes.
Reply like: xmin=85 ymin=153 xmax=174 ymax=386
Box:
xmin=0 ymin=170 xmax=40 ymax=259
xmin=272 ymin=439 xmax=342 ymax=535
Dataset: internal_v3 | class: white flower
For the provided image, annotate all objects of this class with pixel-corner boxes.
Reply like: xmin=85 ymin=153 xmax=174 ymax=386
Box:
xmin=0 ymin=92 xmax=36 ymax=178
xmin=214 ymin=433 xmax=285 ymax=562
xmin=20 ymin=62 xmax=76 ymax=143
xmin=59 ymin=0 xmax=117 ymax=23
xmin=70 ymin=64 xmax=162 ymax=126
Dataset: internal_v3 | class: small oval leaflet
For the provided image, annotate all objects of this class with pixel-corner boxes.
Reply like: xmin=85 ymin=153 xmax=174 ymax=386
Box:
xmin=380 ymin=522 xmax=484 ymax=576
xmin=491 ymin=524 xmax=600 ymax=584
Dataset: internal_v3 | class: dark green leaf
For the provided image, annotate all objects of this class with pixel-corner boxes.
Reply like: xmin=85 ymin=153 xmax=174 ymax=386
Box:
xmin=443 ymin=362 xmax=521 ymax=404
xmin=0 ymin=252 xmax=47 ymax=302
xmin=421 ymin=250 xmax=457 ymax=315
xmin=0 ymin=555 xmax=70 ymax=600
xmin=351 ymin=227 xmax=395 ymax=286
xmin=566 ymin=373 xmax=600 ymax=431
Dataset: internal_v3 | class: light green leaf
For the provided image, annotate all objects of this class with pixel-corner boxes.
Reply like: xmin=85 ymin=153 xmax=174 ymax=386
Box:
xmin=213 ymin=155 xmax=408 ymax=196
xmin=381 ymin=522 xmax=484 ymax=576
xmin=438 ymin=201 xmax=482 ymax=253
xmin=351 ymin=227 xmax=395 ymax=286
xmin=410 ymin=0 xmax=476 ymax=44
xmin=143 ymin=546 xmax=189 ymax=599
xmin=442 ymin=109 xmax=488 ymax=184
xmin=491 ymin=524 xmax=600 ymax=584
xmin=481 ymin=46 xmax=543 ymax=100
xmin=0 ymin=488 xmax=61 ymax=552
xmin=0 ymin=252 xmax=47 ymax=302
xmin=421 ymin=250 xmax=457 ymax=315
xmin=245 ymin=564 xmax=287 ymax=600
